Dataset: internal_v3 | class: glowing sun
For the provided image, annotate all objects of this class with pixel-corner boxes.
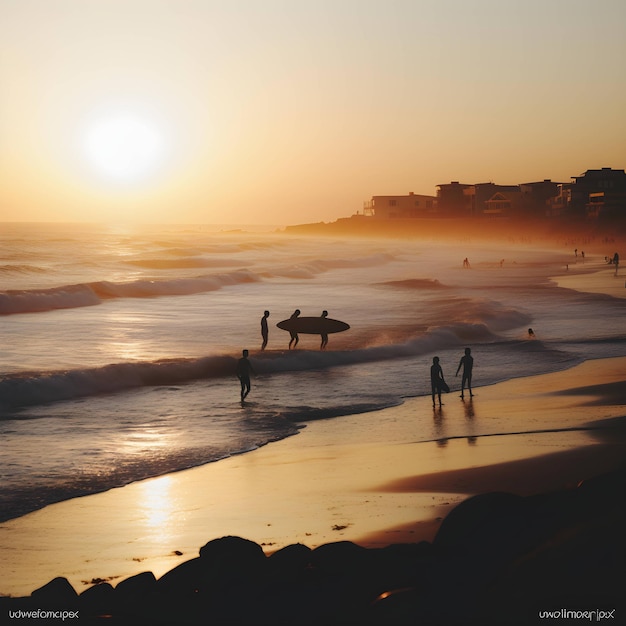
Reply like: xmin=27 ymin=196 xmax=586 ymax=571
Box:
xmin=84 ymin=114 xmax=165 ymax=182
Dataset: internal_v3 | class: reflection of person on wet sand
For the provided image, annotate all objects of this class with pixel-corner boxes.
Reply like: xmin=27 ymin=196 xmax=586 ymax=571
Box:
xmin=320 ymin=310 xmax=329 ymax=350
xmin=260 ymin=310 xmax=270 ymax=351
xmin=430 ymin=356 xmax=446 ymax=407
xmin=455 ymin=347 xmax=474 ymax=399
xmin=236 ymin=349 xmax=256 ymax=402
xmin=464 ymin=398 xmax=475 ymax=420
xmin=288 ymin=309 xmax=300 ymax=349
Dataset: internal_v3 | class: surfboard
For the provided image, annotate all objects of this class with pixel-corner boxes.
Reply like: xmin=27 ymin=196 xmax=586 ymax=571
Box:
xmin=440 ymin=381 xmax=450 ymax=393
xmin=276 ymin=317 xmax=350 ymax=335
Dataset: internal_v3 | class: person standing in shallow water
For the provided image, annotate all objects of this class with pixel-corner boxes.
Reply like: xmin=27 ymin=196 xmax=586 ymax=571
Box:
xmin=288 ymin=309 xmax=300 ymax=350
xmin=236 ymin=349 xmax=256 ymax=402
xmin=320 ymin=310 xmax=329 ymax=350
xmin=455 ymin=347 xmax=474 ymax=399
xmin=260 ymin=310 xmax=270 ymax=351
xmin=430 ymin=356 xmax=446 ymax=407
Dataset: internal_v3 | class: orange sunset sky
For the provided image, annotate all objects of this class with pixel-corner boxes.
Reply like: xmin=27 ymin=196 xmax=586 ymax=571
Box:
xmin=1 ymin=0 xmax=625 ymax=225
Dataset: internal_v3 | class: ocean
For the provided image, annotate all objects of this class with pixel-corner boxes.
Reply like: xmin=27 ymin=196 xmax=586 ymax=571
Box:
xmin=1 ymin=222 xmax=625 ymax=523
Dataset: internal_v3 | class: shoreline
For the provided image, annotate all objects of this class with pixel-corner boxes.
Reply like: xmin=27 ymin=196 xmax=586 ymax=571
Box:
xmin=1 ymin=356 xmax=625 ymax=598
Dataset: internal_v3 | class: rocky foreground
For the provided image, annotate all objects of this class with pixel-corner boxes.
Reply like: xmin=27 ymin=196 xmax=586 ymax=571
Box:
xmin=2 ymin=468 xmax=624 ymax=625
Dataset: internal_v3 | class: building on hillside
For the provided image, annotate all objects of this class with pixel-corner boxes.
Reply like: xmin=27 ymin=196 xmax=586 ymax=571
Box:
xmin=572 ymin=168 xmax=626 ymax=220
xmin=547 ymin=168 xmax=626 ymax=220
xmin=436 ymin=182 xmax=474 ymax=216
xmin=436 ymin=181 xmax=553 ymax=217
xmin=471 ymin=183 xmax=523 ymax=217
xmin=519 ymin=180 xmax=562 ymax=217
xmin=362 ymin=168 xmax=626 ymax=223
xmin=547 ymin=184 xmax=572 ymax=217
xmin=363 ymin=192 xmax=437 ymax=218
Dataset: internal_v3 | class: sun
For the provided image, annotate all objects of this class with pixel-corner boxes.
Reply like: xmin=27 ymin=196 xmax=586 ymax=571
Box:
xmin=83 ymin=113 xmax=165 ymax=183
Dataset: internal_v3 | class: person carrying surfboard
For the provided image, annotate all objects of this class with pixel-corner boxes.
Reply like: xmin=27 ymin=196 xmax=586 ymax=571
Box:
xmin=260 ymin=310 xmax=270 ymax=351
xmin=236 ymin=349 xmax=256 ymax=402
xmin=288 ymin=309 xmax=301 ymax=350
xmin=430 ymin=356 xmax=447 ymax=407
xmin=320 ymin=310 xmax=329 ymax=350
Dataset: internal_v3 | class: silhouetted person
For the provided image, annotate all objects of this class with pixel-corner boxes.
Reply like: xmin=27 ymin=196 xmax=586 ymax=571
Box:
xmin=463 ymin=257 xmax=470 ymax=269
xmin=430 ymin=356 xmax=446 ymax=407
xmin=260 ymin=310 xmax=270 ymax=350
xmin=614 ymin=252 xmax=620 ymax=275
xmin=288 ymin=309 xmax=301 ymax=349
xmin=320 ymin=310 xmax=329 ymax=350
xmin=236 ymin=349 xmax=256 ymax=402
xmin=455 ymin=347 xmax=474 ymax=399
xmin=528 ymin=327 xmax=535 ymax=338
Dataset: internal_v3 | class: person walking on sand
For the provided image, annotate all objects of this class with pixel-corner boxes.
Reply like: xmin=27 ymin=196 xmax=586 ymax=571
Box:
xmin=288 ymin=309 xmax=301 ymax=350
xmin=455 ymin=347 xmax=474 ymax=399
xmin=236 ymin=349 xmax=256 ymax=402
xmin=430 ymin=356 xmax=447 ymax=407
xmin=260 ymin=310 xmax=270 ymax=351
xmin=320 ymin=310 xmax=329 ymax=350
xmin=613 ymin=252 xmax=620 ymax=275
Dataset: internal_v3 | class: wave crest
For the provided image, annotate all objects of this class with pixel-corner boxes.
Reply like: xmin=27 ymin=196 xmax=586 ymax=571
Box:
xmin=0 ymin=270 xmax=260 ymax=315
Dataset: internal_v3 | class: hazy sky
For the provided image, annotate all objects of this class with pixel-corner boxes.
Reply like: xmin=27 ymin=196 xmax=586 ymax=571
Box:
xmin=1 ymin=0 xmax=625 ymax=225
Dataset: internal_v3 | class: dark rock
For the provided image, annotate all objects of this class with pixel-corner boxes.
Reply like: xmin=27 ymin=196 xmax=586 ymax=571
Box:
xmin=31 ymin=577 xmax=77 ymax=606
xmin=199 ymin=535 xmax=266 ymax=563
xmin=371 ymin=542 xmax=435 ymax=592
xmin=157 ymin=557 xmax=205 ymax=595
xmin=370 ymin=587 xmax=433 ymax=626
xmin=198 ymin=535 xmax=267 ymax=585
xmin=577 ymin=466 xmax=626 ymax=508
xmin=115 ymin=571 xmax=157 ymax=597
xmin=267 ymin=543 xmax=312 ymax=578
xmin=310 ymin=540 xmax=371 ymax=573
xmin=79 ymin=582 xmax=116 ymax=614
xmin=434 ymin=491 xmax=525 ymax=553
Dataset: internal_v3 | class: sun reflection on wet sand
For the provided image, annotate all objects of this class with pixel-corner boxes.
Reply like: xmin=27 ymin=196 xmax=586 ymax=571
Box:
xmin=139 ymin=475 xmax=175 ymax=530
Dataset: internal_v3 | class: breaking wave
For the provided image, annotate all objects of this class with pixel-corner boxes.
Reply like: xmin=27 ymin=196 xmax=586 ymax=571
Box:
xmin=0 ymin=269 xmax=260 ymax=315
xmin=0 ymin=321 xmax=540 ymax=411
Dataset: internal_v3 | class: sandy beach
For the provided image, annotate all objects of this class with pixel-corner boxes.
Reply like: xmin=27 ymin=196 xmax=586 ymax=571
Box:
xmin=1 ymin=355 xmax=625 ymax=602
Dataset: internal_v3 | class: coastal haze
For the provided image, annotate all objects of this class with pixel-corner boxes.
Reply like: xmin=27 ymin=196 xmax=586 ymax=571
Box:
xmin=1 ymin=0 xmax=625 ymax=225
xmin=1 ymin=1 xmax=626 ymax=624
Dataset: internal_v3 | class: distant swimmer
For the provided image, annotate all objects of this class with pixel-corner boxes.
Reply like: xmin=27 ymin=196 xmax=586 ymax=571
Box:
xmin=288 ymin=309 xmax=301 ymax=349
xmin=260 ymin=310 xmax=270 ymax=351
xmin=430 ymin=356 xmax=447 ymax=407
xmin=236 ymin=349 xmax=256 ymax=402
xmin=455 ymin=347 xmax=474 ymax=399
xmin=320 ymin=310 xmax=329 ymax=350
xmin=528 ymin=328 xmax=535 ymax=338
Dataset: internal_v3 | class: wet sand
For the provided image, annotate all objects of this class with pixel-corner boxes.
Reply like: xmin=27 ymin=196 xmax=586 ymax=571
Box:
xmin=1 ymin=356 xmax=625 ymax=598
